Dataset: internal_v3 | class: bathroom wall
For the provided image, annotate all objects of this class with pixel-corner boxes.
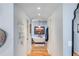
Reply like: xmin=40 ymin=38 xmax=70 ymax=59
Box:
xmin=0 ymin=3 xmax=14 ymax=56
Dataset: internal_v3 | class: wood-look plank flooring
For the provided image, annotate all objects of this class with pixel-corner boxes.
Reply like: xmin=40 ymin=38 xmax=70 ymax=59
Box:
xmin=27 ymin=44 xmax=49 ymax=56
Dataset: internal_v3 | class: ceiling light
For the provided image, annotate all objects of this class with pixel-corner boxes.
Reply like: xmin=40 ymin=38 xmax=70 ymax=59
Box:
xmin=37 ymin=7 xmax=40 ymax=10
xmin=38 ymin=26 xmax=41 ymax=28
xmin=38 ymin=13 xmax=40 ymax=16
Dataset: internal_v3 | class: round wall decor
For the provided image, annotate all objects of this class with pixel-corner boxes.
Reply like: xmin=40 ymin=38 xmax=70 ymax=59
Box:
xmin=0 ymin=29 xmax=7 ymax=47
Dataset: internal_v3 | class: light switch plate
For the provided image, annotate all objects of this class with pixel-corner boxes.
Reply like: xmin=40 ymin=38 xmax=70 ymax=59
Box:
xmin=68 ymin=41 xmax=72 ymax=47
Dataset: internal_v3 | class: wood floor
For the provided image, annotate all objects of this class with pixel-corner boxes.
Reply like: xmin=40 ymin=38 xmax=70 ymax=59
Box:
xmin=27 ymin=44 xmax=49 ymax=56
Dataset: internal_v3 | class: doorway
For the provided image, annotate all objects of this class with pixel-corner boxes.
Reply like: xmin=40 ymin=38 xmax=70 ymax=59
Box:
xmin=28 ymin=19 xmax=49 ymax=56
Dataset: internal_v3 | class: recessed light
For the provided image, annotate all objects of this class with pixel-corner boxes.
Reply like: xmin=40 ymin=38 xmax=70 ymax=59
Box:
xmin=37 ymin=7 xmax=40 ymax=10
xmin=38 ymin=13 xmax=40 ymax=16
xmin=38 ymin=26 xmax=41 ymax=28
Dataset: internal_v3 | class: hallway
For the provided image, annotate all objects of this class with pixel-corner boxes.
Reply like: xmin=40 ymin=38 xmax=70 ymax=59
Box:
xmin=14 ymin=3 xmax=63 ymax=56
xmin=0 ymin=3 xmax=79 ymax=56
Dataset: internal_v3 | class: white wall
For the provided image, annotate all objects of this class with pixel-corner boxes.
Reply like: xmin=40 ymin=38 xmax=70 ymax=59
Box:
xmin=14 ymin=5 xmax=31 ymax=56
xmin=48 ymin=3 xmax=77 ymax=56
xmin=48 ymin=5 xmax=63 ymax=56
xmin=0 ymin=4 xmax=14 ymax=56
xmin=63 ymin=3 xmax=77 ymax=56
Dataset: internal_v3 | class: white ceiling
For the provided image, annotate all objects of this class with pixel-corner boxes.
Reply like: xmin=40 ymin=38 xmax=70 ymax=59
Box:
xmin=15 ymin=3 xmax=62 ymax=19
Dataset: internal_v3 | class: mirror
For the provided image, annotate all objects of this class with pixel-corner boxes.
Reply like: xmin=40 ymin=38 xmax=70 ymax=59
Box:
xmin=72 ymin=4 xmax=79 ymax=56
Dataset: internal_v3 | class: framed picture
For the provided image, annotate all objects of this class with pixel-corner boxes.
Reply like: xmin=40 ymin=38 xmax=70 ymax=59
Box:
xmin=77 ymin=24 xmax=79 ymax=33
xmin=0 ymin=29 xmax=7 ymax=47
xmin=34 ymin=26 xmax=45 ymax=35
